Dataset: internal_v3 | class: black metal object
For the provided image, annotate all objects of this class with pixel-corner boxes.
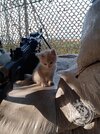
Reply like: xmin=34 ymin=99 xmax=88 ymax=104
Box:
xmin=0 ymin=41 xmax=3 ymax=48
xmin=92 ymin=0 xmax=96 ymax=3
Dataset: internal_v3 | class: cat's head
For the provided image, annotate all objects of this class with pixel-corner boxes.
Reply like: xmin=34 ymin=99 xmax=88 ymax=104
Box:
xmin=36 ymin=49 xmax=57 ymax=69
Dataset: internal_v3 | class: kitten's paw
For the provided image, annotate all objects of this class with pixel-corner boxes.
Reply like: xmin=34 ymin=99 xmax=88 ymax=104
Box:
xmin=41 ymin=83 xmax=48 ymax=87
xmin=16 ymin=79 xmax=34 ymax=87
xmin=48 ymin=81 xmax=54 ymax=86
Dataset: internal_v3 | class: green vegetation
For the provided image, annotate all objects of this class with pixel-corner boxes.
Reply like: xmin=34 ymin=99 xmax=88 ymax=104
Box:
xmin=3 ymin=42 xmax=20 ymax=52
xmin=49 ymin=39 xmax=80 ymax=55
xmin=3 ymin=39 xmax=80 ymax=55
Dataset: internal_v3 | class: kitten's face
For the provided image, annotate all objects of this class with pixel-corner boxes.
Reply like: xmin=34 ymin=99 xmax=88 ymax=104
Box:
xmin=37 ymin=49 xmax=57 ymax=69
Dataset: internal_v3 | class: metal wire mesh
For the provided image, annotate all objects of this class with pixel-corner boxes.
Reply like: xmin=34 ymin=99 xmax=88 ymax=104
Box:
xmin=0 ymin=0 xmax=92 ymax=54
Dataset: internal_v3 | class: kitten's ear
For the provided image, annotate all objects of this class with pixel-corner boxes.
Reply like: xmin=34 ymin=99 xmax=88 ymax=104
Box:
xmin=41 ymin=53 xmax=45 ymax=58
xmin=35 ymin=53 xmax=40 ymax=58
xmin=51 ymin=49 xmax=56 ymax=55
xmin=36 ymin=53 xmax=45 ymax=59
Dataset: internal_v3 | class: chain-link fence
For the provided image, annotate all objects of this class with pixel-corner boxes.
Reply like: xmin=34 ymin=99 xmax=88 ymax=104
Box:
xmin=0 ymin=0 xmax=92 ymax=54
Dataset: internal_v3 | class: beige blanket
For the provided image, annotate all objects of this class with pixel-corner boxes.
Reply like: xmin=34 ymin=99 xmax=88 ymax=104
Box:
xmin=0 ymin=55 xmax=77 ymax=134
xmin=0 ymin=55 xmax=100 ymax=134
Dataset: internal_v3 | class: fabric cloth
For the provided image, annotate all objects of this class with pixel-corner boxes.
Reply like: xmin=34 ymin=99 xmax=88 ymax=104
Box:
xmin=77 ymin=0 xmax=100 ymax=72
xmin=0 ymin=56 xmax=78 ymax=134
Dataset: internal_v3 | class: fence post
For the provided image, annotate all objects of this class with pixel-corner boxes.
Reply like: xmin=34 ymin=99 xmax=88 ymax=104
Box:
xmin=3 ymin=3 xmax=10 ymax=43
xmin=23 ymin=0 xmax=29 ymax=36
xmin=18 ymin=5 xmax=22 ymax=39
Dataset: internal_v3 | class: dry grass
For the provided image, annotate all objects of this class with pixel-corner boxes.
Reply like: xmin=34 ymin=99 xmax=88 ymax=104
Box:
xmin=4 ymin=39 xmax=80 ymax=55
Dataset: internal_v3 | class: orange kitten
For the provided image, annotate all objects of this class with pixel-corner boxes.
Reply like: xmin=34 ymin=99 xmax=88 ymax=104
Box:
xmin=32 ymin=49 xmax=57 ymax=87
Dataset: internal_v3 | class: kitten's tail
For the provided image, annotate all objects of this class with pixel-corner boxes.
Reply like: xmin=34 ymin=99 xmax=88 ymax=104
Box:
xmin=15 ymin=74 xmax=41 ymax=89
xmin=15 ymin=81 xmax=41 ymax=89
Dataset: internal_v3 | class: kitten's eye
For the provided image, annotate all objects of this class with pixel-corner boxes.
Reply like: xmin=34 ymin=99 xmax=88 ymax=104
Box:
xmin=50 ymin=62 xmax=53 ymax=64
xmin=44 ymin=63 xmax=47 ymax=65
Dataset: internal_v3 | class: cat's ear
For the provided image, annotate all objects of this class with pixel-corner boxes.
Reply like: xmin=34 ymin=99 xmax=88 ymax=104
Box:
xmin=36 ymin=53 xmax=41 ymax=59
xmin=40 ymin=53 xmax=45 ymax=58
xmin=36 ymin=53 xmax=40 ymax=57
xmin=36 ymin=53 xmax=45 ymax=59
xmin=51 ymin=49 xmax=56 ymax=55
